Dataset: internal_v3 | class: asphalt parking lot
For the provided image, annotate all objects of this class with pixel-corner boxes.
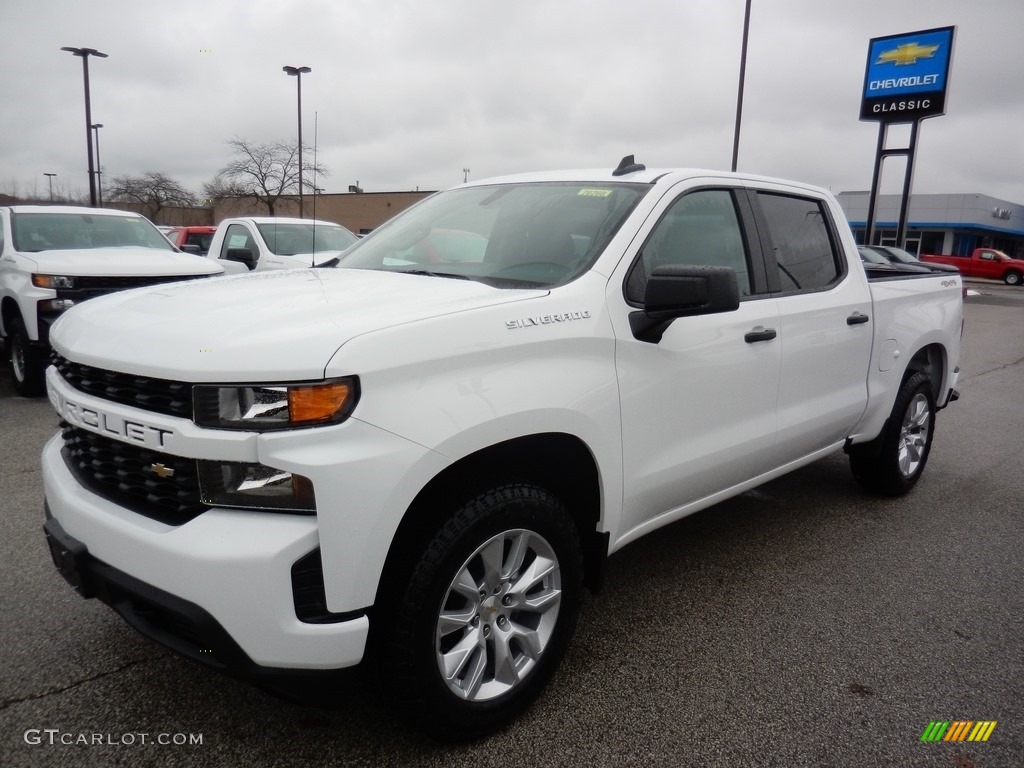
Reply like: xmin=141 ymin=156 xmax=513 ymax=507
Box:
xmin=1 ymin=280 xmax=1021 ymax=768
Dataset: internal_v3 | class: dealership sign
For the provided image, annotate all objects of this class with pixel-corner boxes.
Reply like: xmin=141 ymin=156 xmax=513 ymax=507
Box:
xmin=860 ymin=26 xmax=955 ymax=122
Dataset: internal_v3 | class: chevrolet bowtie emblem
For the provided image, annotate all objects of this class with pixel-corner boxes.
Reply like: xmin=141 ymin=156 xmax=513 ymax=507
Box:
xmin=876 ymin=42 xmax=940 ymax=67
xmin=148 ymin=463 xmax=175 ymax=478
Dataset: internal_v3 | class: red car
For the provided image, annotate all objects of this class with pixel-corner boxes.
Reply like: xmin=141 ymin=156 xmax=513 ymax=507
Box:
xmin=164 ymin=225 xmax=217 ymax=256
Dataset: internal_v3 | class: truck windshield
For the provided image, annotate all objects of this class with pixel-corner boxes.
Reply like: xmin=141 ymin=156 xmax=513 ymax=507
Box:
xmin=11 ymin=212 xmax=175 ymax=253
xmin=336 ymin=182 xmax=649 ymax=287
xmin=256 ymin=222 xmax=359 ymax=256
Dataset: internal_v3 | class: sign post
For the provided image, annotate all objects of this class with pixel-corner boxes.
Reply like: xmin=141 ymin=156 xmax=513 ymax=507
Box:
xmin=860 ymin=26 xmax=955 ymax=247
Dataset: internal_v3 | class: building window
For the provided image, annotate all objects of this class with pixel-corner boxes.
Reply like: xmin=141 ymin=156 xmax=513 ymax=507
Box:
xmin=919 ymin=231 xmax=945 ymax=255
xmin=953 ymin=233 xmax=977 ymax=256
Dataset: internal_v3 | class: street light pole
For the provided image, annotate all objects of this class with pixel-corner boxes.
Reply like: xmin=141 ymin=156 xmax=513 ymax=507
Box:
xmin=44 ymin=173 xmax=57 ymax=201
xmin=283 ymin=65 xmax=311 ymax=218
xmin=91 ymin=123 xmax=104 ymax=207
xmin=61 ymin=46 xmax=108 ymax=207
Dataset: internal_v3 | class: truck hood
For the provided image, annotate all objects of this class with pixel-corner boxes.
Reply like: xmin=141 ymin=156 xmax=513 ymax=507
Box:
xmin=50 ymin=268 xmax=546 ymax=381
xmin=21 ymin=247 xmax=223 ymax=276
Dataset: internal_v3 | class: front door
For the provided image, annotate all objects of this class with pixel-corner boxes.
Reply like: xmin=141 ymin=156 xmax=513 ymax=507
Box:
xmin=610 ymin=186 xmax=782 ymax=544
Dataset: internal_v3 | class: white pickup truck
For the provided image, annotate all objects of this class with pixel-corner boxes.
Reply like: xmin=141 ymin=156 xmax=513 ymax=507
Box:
xmin=0 ymin=206 xmax=223 ymax=396
xmin=41 ymin=160 xmax=962 ymax=739
xmin=207 ymin=216 xmax=359 ymax=273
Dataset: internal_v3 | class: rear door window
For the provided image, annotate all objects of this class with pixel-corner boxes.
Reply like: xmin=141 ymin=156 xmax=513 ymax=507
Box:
xmin=755 ymin=192 xmax=842 ymax=292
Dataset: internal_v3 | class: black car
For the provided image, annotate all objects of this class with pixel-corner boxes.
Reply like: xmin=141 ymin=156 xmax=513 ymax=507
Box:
xmin=864 ymin=245 xmax=959 ymax=274
xmin=857 ymin=246 xmax=932 ymax=277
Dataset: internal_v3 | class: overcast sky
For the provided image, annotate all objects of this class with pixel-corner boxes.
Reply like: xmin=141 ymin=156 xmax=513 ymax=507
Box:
xmin=2 ymin=0 xmax=1023 ymax=205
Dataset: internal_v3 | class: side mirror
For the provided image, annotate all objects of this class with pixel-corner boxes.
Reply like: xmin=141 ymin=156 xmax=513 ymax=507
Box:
xmin=179 ymin=244 xmax=201 ymax=255
xmin=225 ymin=247 xmax=257 ymax=270
xmin=629 ymin=265 xmax=740 ymax=343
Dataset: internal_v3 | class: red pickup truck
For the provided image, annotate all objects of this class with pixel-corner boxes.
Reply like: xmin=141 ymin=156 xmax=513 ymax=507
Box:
xmin=920 ymin=248 xmax=1024 ymax=286
xmin=164 ymin=225 xmax=216 ymax=256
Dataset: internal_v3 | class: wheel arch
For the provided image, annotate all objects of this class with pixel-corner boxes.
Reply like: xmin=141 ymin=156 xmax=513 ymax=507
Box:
xmin=848 ymin=338 xmax=953 ymax=448
xmin=903 ymin=342 xmax=948 ymax=404
xmin=1 ymin=295 xmax=23 ymax=337
xmin=373 ymin=432 xmax=607 ymax=625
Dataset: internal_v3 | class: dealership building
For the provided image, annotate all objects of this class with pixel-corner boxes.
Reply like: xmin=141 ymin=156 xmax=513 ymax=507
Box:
xmin=837 ymin=192 xmax=1024 ymax=260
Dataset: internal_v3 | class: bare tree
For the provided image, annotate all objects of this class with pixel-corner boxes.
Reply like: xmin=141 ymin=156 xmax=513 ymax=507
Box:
xmin=105 ymin=171 xmax=197 ymax=220
xmin=209 ymin=137 xmax=327 ymax=215
xmin=200 ymin=176 xmax=249 ymax=205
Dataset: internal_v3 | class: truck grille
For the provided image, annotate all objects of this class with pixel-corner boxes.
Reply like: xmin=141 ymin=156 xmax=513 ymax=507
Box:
xmin=60 ymin=424 xmax=206 ymax=525
xmin=55 ymin=274 xmax=212 ymax=302
xmin=52 ymin=355 xmax=193 ymax=419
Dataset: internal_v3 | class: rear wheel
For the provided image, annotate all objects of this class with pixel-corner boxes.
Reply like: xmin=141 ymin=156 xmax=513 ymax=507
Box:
xmin=7 ymin=317 xmax=46 ymax=397
xmin=1004 ymin=270 xmax=1022 ymax=286
xmin=380 ymin=484 xmax=583 ymax=740
xmin=849 ymin=371 xmax=935 ymax=495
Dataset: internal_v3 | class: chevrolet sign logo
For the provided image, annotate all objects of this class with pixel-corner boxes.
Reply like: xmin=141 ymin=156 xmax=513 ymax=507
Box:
xmin=876 ymin=42 xmax=940 ymax=66
xmin=148 ymin=463 xmax=175 ymax=479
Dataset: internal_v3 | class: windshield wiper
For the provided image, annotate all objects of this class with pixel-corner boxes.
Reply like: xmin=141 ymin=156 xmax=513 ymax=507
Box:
xmin=394 ymin=269 xmax=471 ymax=280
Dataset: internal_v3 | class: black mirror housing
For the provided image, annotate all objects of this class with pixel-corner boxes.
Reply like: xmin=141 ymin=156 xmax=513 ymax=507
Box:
xmin=225 ymin=248 xmax=257 ymax=270
xmin=645 ymin=265 xmax=739 ymax=317
xmin=630 ymin=265 xmax=740 ymax=343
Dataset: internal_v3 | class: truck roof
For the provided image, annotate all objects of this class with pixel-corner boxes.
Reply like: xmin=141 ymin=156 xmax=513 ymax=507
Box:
xmin=468 ymin=166 xmax=830 ymax=198
xmin=2 ymin=205 xmax=146 ymax=217
xmin=223 ymin=216 xmax=344 ymax=227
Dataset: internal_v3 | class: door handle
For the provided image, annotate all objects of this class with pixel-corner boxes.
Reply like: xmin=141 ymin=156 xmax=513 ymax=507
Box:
xmin=744 ymin=327 xmax=777 ymax=343
xmin=847 ymin=312 xmax=870 ymax=326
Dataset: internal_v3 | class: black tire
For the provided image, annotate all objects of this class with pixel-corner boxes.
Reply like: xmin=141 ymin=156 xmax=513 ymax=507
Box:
xmin=1004 ymin=270 xmax=1022 ymax=286
xmin=380 ymin=484 xmax=583 ymax=741
xmin=7 ymin=317 xmax=46 ymax=397
xmin=849 ymin=371 xmax=936 ymax=496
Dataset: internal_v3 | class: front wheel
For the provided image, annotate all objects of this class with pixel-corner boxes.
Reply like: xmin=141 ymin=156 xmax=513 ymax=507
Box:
xmin=7 ymin=317 xmax=47 ymax=397
xmin=1004 ymin=270 xmax=1022 ymax=286
xmin=849 ymin=371 xmax=936 ymax=495
xmin=380 ymin=484 xmax=583 ymax=740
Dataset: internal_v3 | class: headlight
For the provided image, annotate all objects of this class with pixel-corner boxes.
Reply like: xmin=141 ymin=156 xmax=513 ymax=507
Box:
xmin=32 ymin=274 xmax=77 ymax=289
xmin=198 ymin=461 xmax=315 ymax=513
xmin=193 ymin=378 xmax=359 ymax=431
xmin=38 ymin=299 xmax=76 ymax=312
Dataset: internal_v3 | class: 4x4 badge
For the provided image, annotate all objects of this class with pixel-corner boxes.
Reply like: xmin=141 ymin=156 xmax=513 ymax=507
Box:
xmin=148 ymin=463 xmax=175 ymax=478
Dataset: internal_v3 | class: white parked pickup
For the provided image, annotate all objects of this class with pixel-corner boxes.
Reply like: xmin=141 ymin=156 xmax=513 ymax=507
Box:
xmin=41 ymin=160 xmax=962 ymax=739
xmin=0 ymin=205 xmax=223 ymax=396
xmin=207 ymin=216 xmax=359 ymax=273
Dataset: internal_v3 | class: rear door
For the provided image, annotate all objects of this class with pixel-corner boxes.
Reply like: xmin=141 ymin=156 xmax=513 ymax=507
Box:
xmin=746 ymin=187 xmax=873 ymax=462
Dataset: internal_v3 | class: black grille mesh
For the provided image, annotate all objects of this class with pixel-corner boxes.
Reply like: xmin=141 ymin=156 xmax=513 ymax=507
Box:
xmin=60 ymin=424 xmax=206 ymax=525
xmin=56 ymin=273 xmax=212 ymax=302
xmin=52 ymin=355 xmax=193 ymax=419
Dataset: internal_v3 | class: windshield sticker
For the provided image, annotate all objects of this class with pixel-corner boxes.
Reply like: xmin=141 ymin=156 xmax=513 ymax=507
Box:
xmin=228 ymin=234 xmax=248 ymax=248
xmin=577 ymin=189 xmax=613 ymax=198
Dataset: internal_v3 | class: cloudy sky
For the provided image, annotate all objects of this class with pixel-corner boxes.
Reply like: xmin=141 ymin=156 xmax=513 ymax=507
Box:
xmin=2 ymin=0 xmax=1023 ymax=204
